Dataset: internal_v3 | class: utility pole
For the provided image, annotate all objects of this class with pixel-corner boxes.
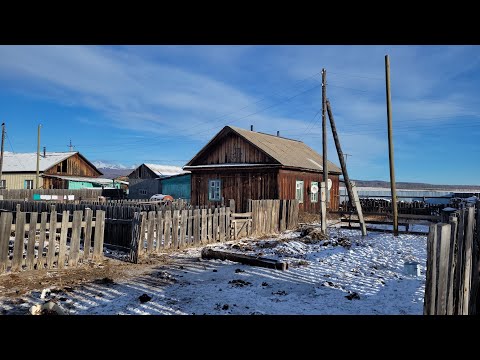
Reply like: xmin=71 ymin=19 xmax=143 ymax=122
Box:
xmin=343 ymin=153 xmax=352 ymax=167
xmin=326 ymin=99 xmax=366 ymax=236
xmin=36 ymin=124 xmax=41 ymax=189
xmin=0 ymin=123 xmax=5 ymax=188
xmin=322 ymin=69 xmax=329 ymax=209
xmin=385 ymin=55 xmax=398 ymax=236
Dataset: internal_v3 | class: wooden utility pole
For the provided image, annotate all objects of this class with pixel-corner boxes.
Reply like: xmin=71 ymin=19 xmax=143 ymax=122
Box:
xmin=322 ymin=68 xmax=329 ymax=208
xmin=326 ymin=99 xmax=366 ymax=236
xmin=36 ymin=124 xmax=41 ymax=189
xmin=0 ymin=123 xmax=5 ymax=188
xmin=321 ymin=68 xmax=328 ymax=232
xmin=385 ymin=55 xmax=398 ymax=236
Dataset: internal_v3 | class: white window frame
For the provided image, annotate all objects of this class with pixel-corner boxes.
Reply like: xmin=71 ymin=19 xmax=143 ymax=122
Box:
xmin=311 ymin=181 xmax=318 ymax=203
xmin=139 ymin=189 xmax=147 ymax=195
xmin=24 ymin=180 xmax=33 ymax=189
xmin=0 ymin=179 xmax=5 ymax=189
xmin=208 ymin=179 xmax=221 ymax=201
xmin=296 ymin=180 xmax=304 ymax=203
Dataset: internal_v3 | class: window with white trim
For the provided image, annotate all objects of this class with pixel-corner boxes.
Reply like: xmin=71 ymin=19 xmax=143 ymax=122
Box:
xmin=0 ymin=180 xmax=5 ymax=189
xmin=139 ymin=189 xmax=147 ymax=195
xmin=24 ymin=180 xmax=33 ymax=189
xmin=311 ymin=181 xmax=318 ymax=203
xmin=208 ymin=179 xmax=221 ymax=201
xmin=296 ymin=180 xmax=304 ymax=203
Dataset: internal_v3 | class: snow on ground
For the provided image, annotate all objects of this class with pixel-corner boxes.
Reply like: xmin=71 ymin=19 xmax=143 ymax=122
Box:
xmin=0 ymin=227 xmax=427 ymax=315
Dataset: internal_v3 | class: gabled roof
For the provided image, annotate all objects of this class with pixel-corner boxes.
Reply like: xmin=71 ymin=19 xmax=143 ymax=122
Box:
xmin=143 ymin=163 xmax=190 ymax=177
xmin=1 ymin=151 xmax=102 ymax=175
xmin=185 ymin=126 xmax=342 ymax=173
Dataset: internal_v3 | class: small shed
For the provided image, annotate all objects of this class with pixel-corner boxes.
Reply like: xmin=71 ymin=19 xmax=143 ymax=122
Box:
xmin=127 ymin=163 xmax=188 ymax=199
xmin=159 ymin=173 xmax=191 ymax=201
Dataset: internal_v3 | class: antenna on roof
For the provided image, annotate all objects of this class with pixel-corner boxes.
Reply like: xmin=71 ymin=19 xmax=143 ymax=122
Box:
xmin=250 ymin=125 xmax=253 ymax=131
xmin=68 ymin=139 xmax=75 ymax=151
xmin=277 ymin=131 xmax=280 ymax=137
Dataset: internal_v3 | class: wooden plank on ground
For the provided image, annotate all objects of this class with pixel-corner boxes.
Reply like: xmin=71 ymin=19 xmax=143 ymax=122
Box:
xmin=12 ymin=210 xmax=26 ymax=272
xmin=201 ymin=248 xmax=288 ymax=271
xmin=26 ymin=212 xmax=38 ymax=270
xmin=68 ymin=210 xmax=83 ymax=267
xmin=0 ymin=211 xmax=13 ymax=264
xmin=83 ymin=208 xmax=93 ymax=260
xmin=436 ymin=223 xmax=452 ymax=315
xmin=46 ymin=208 xmax=57 ymax=269
xmin=57 ymin=211 xmax=69 ymax=269
xmin=37 ymin=212 xmax=48 ymax=270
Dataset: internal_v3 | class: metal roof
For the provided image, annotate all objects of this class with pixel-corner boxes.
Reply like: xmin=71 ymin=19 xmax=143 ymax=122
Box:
xmin=143 ymin=163 xmax=190 ymax=177
xmin=42 ymin=174 xmax=122 ymax=185
xmin=185 ymin=126 xmax=342 ymax=173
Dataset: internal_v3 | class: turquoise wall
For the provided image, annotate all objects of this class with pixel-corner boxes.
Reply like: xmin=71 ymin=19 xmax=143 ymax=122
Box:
xmin=160 ymin=174 xmax=191 ymax=200
xmin=67 ymin=180 xmax=121 ymax=189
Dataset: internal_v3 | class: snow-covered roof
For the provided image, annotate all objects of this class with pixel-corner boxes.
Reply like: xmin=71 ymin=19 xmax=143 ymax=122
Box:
xmin=1 ymin=151 xmax=77 ymax=172
xmin=143 ymin=163 xmax=189 ymax=177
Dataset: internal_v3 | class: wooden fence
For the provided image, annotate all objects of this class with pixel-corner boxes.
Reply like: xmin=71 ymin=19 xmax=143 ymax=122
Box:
xmin=341 ymin=198 xmax=446 ymax=216
xmin=250 ymin=199 xmax=299 ymax=236
xmin=130 ymin=206 xmax=236 ymax=263
xmin=424 ymin=204 xmax=480 ymax=315
xmin=0 ymin=189 xmax=103 ymax=201
xmin=0 ymin=206 xmax=105 ymax=274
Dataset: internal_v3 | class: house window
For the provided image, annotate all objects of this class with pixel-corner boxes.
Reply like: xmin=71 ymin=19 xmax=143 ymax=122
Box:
xmin=208 ymin=179 xmax=221 ymax=201
xmin=0 ymin=180 xmax=5 ymax=189
xmin=139 ymin=189 xmax=147 ymax=195
xmin=311 ymin=181 xmax=318 ymax=203
xmin=24 ymin=180 xmax=34 ymax=189
xmin=296 ymin=180 xmax=304 ymax=203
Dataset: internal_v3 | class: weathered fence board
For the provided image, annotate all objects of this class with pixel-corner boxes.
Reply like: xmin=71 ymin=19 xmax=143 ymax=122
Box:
xmin=26 ymin=212 xmax=38 ymax=270
xmin=57 ymin=211 xmax=69 ymax=269
xmin=12 ymin=211 xmax=26 ymax=272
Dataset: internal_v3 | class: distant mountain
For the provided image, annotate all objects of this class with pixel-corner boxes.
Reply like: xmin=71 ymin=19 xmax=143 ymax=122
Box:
xmin=92 ymin=160 xmax=129 ymax=170
xmin=98 ymin=167 xmax=133 ymax=179
xmin=350 ymin=179 xmax=480 ymax=191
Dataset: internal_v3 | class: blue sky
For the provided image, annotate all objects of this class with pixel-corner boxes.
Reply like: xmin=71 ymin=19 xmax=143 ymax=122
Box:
xmin=0 ymin=45 xmax=479 ymax=184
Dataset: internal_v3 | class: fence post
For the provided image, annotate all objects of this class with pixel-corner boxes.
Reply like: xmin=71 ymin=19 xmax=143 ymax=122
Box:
xmin=57 ymin=210 xmax=69 ymax=269
xmin=461 ymin=205 xmax=475 ymax=314
xmin=424 ymin=224 xmax=438 ymax=315
xmin=12 ymin=209 xmax=26 ymax=272
xmin=436 ymin=223 xmax=452 ymax=315
xmin=129 ymin=212 xmax=141 ymax=263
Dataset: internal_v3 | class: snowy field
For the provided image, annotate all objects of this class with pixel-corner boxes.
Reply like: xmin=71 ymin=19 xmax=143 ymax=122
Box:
xmin=0 ymin=226 xmax=427 ymax=315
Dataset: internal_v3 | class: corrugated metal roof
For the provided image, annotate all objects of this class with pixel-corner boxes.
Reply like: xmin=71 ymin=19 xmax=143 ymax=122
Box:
xmin=226 ymin=126 xmax=342 ymax=173
xmin=143 ymin=163 xmax=190 ymax=177
xmin=1 ymin=151 xmax=77 ymax=172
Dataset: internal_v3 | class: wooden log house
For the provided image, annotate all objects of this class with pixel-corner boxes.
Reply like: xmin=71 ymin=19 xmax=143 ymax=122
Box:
xmin=184 ymin=126 xmax=342 ymax=213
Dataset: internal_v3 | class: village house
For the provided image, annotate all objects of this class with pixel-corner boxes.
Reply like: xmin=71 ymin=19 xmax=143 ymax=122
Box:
xmin=0 ymin=150 xmax=103 ymax=190
xmin=127 ymin=163 xmax=190 ymax=199
xmin=183 ymin=125 xmax=342 ymax=213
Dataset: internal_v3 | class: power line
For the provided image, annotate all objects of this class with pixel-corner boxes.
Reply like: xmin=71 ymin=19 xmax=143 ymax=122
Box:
xmin=5 ymin=131 xmax=26 ymax=170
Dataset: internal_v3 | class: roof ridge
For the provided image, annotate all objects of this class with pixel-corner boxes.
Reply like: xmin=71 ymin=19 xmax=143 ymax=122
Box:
xmin=228 ymin=125 xmax=303 ymax=143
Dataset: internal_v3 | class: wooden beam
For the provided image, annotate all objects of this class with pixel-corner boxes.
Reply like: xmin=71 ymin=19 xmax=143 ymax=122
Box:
xmin=201 ymin=248 xmax=288 ymax=271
